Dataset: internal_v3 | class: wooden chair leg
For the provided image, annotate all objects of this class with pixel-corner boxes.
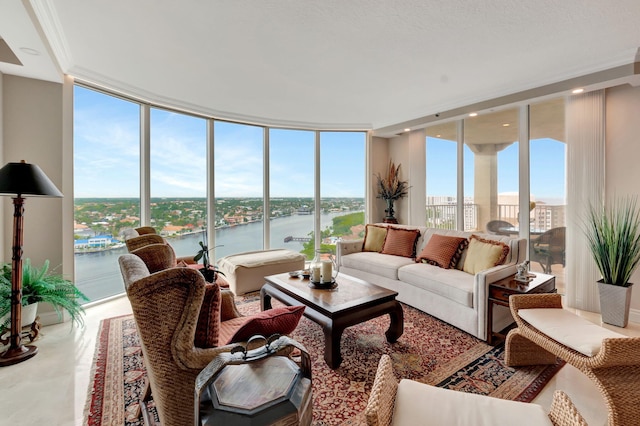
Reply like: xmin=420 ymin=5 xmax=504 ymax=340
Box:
xmin=138 ymin=378 xmax=152 ymax=425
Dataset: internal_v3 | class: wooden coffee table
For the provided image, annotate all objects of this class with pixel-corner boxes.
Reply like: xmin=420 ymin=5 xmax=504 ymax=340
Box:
xmin=261 ymin=273 xmax=404 ymax=369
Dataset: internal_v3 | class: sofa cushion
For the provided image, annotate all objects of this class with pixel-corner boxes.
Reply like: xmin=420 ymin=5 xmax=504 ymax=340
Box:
xmin=416 ymin=234 xmax=468 ymax=269
xmin=398 ymin=263 xmax=475 ymax=307
xmin=341 ymin=252 xmax=416 ymax=280
xmin=363 ymin=224 xmax=388 ymax=252
xmin=227 ymin=305 xmax=306 ymax=343
xmin=463 ymin=235 xmax=509 ymax=274
xmin=381 ymin=227 xmax=421 ymax=258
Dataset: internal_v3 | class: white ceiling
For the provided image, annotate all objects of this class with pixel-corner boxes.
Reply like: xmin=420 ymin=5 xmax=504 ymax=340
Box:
xmin=2 ymin=1 xmax=640 ymax=131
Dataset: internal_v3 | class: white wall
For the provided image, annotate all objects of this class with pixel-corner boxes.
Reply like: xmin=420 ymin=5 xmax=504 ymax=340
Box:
xmin=605 ymin=83 xmax=640 ymax=318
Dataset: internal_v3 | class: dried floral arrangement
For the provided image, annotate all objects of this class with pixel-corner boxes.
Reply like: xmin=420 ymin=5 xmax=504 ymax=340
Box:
xmin=375 ymin=161 xmax=409 ymax=201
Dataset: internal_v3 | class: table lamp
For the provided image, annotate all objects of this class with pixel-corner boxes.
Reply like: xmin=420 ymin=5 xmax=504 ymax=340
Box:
xmin=0 ymin=160 xmax=62 ymax=366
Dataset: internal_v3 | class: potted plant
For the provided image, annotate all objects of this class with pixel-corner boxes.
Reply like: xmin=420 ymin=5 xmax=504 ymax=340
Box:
xmin=375 ymin=160 xmax=409 ymax=224
xmin=194 ymin=231 xmax=225 ymax=283
xmin=584 ymin=196 xmax=640 ymax=327
xmin=0 ymin=259 xmax=89 ymax=330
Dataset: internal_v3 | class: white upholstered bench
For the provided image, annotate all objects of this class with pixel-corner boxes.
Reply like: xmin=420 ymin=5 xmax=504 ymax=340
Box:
xmin=506 ymin=293 xmax=640 ymax=426
xmin=217 ymin=249 xmax=305 ymax=295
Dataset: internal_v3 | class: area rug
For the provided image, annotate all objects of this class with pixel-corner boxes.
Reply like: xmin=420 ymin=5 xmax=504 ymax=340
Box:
xmin=84 ymin=298 xmax=564 ymax=426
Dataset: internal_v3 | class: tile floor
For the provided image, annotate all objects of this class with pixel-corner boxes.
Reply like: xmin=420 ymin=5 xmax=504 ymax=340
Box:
xmin=0 ymin=293 xmax=638 ymax=426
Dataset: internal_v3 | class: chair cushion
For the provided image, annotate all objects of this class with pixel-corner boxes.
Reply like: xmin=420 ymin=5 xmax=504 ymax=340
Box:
xmin=381 ymin=227 xmax=420 ymax=258
xmin=363 ymin=224 xmax=388 ymax=252
xmin=131 ymin=243 xmax=177 ymax=273
xmin=194 ymin=282 xmax=221 ymax=348
xmin=416 ymin=234 xmax=468 ymax=269
xmin=225 ymin=305 xmax=306 ymax=344
xmin=392 ymin=379 xmax=553 ymax=426
xmin=462 ymin=235 xmax=509 ymax=274
xmin=519 ymin=308 xmax=626 ymax=356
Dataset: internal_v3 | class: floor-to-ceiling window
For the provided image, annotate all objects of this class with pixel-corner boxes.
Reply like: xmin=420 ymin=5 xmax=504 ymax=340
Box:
xmin=529 ymin=98 xmax=566 ymax=290
xmin=425 ymin=122 xmax=459 ymax=229
xmin=318 ymin=131 xmax=366 ymax=257
xmin=213 ymin=121 xmax=265 ymax=259
xmin=150 ymin=108 xmax=207 ymax=258
xmin=268 ymin=128 xmax=315 ymax=253
xmin=73 ymin=86 xmax=140 ymax=302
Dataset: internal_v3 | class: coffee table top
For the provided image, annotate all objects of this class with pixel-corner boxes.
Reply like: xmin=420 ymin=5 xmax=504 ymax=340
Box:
xmin=264 ymin=272 xmax=398 ymax=315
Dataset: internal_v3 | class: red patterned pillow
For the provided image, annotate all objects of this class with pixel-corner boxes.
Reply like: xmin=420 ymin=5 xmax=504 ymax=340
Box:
xmin=194 ymin=282 xmax=221 ymax=348
xmin=380 ymin=227 xmax=421 ymax=258
xmin=229 ymin=305 xmax=305 ymax=343
xmin=416 ymin=235 xmax=468 ymax=269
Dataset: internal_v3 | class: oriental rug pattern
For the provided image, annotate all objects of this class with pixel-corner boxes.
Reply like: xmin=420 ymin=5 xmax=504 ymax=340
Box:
xmin=84 ymin=298 xmax=564 ymax=426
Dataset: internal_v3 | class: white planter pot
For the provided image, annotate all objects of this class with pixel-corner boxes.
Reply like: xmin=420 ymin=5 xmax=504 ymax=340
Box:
xmin=598 ymin=280 xmax=633 ymax=327
xmin=0 ymin=302 xmax=38 ymax=328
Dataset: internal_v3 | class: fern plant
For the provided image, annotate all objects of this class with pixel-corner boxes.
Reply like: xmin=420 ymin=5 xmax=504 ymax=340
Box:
xmin=584 ymin=197 xmax=640 ymax=286
xmin=0 ymin=259 xmax=88 ymax=329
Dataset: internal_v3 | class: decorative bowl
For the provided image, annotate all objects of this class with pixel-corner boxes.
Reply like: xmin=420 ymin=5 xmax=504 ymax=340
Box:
xmin=288 ymin=270 xmax=302 ymax=278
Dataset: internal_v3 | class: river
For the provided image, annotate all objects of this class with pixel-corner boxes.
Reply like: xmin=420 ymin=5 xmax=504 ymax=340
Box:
xmin=75 ymin=211 xmax=355 ymax=302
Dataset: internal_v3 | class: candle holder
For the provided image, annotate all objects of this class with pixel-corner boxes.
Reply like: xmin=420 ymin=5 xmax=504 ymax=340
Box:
xmin=309 ymin=249 xmax=338 ymax=288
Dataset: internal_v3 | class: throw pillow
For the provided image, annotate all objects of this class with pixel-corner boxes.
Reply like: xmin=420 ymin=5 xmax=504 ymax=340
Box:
xmin=380 ymin=227 xmax=421 ymax=258
xmin=463 ymin=235 xmax=510 ymax=274
xmin=362 ymin=224 xmax=388 ymax=252
xmin=228 ymin=305 xmax=306 ymax=343
xmin=194 ymin=282 xmax=221 ymax=348
xmin=416 ymin=235 xmax=468 ymax=269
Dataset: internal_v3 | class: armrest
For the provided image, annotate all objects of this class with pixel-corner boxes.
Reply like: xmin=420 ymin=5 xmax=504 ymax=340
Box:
xmin=220 ymin=289 xmax=243 ymax=320
xmin=336 ymin=239 xmax=364 ymax=266
xmin=547 ymin=390 xmax=588 ymax=426
xmin=176 ymin=255 xmax=197 ymax=265
xmin=365 ymin=354 xmax=398 ymax=426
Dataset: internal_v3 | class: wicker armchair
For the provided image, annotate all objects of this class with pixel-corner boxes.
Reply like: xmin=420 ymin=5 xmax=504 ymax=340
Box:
xmin=118 ymin=254 xmax=242 ymax=426
xmin=365 ymin=354 xmax=587 ymax=426
xmin=530 ymin=227 xmax=565 ymax=273
xmin=506 ymin=293 xmax=640 ymax=426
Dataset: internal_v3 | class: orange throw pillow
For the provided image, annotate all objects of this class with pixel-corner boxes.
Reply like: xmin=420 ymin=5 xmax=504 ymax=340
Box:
xmin=380 ymin=227 xmax=421 ymax=258
xmin=417 ymin=235 xmax=468 ymax=269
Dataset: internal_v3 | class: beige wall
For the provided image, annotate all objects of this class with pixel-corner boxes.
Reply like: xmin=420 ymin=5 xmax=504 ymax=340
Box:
xmin=2 ymin=75 xmax=70 ymax=324
xmin=605 ymin=83 xmax=640 ymax=317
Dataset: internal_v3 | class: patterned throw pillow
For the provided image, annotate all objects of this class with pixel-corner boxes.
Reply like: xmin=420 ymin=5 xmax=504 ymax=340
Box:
xmin=362 ymin=224 xmax=388 ymax=252
xmin=416 ymin=235 xmax=469 ymax=269
xmin=380 ymin=227 xmax=421 ymax=258
xmin=228 ymin=305 xmax=306 ymax=343
xmin=194 ymin=282 xmax=221 ymax=348
xmin=462 ymin=235 xmax=510 ymax=274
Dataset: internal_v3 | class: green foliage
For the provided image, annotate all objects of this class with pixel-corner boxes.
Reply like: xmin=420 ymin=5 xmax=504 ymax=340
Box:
xmin=332 ymin=212 xmax=364 ymax=236
xmin=0 ymin=259 xmax=89 ymax=329
xmin=584 ymin=197 xmax=640 ymax=286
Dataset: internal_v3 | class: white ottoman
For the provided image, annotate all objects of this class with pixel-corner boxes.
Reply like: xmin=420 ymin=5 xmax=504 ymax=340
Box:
xmin=217 ymin=249 xmax=306 ymax=295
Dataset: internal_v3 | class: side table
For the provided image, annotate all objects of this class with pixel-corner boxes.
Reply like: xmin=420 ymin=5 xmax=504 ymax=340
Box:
xmin=487 ymin=272 xmax=556 ymax=345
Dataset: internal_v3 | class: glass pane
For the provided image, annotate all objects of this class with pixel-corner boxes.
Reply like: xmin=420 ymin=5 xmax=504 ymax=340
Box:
xmin=464 ymin=108 xmax=519 ymax=235
xmin=213 ymin=121 xmax=264 ymax=259
xmin=150 ymin=108 xmax=207 ymax=259
xmin=425 ymin=122 xmax=458 ymax=229
xmin=73 ymin=86 xmax=140 ymax=303
xmin=268 ymin=129 xmax=315 ymax=255
xmin=529 ymin=98 xmax=566 ymax=290
xmin=318 ymin=132 xmax=366 ymax=259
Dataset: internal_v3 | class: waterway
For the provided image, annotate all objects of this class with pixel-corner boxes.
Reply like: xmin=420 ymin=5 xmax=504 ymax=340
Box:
xmin=75 ymin=211 xmax=354 ymax=302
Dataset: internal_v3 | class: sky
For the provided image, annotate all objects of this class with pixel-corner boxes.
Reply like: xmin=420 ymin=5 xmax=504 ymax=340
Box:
xmin=73 ymin=86 xmax=366 ymax=198
xmin=74 ymin=85 xmax=566 ymax=203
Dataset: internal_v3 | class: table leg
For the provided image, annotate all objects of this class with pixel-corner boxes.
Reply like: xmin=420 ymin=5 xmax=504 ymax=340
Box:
xmin=323 ymin=323 xmax=344 ymax=369
xmin=385 ymin=302 xmax=404 ymax=343
xmin=260 ymin=286 xmax=272 ymax=311
xmin=487 ymin=299 xmax=494 ymax=345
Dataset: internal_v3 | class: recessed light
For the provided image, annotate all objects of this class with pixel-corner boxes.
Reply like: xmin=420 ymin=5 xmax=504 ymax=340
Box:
xmin=19 ymin=47 xmax=40 ymax=56
xmin=436 ymin=134 xmax=441 ymax=138
xmin=502 ymin=123 xmax=510 ymax=127
xmin=572 ymin=88 xmax=584 ymax=94
xmin=404 ymin=128 xmax=411 ymax=132
xmin=469 ymin=113 xmax=478 ymax=117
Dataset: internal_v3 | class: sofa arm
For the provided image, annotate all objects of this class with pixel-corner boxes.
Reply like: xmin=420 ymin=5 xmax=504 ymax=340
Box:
xmin=336 ymin=238 xmax=364 ymax=266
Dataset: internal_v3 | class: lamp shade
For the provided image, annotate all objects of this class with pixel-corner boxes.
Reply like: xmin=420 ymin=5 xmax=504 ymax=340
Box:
xmin=0 ymin=161 xmax=62 ymax=197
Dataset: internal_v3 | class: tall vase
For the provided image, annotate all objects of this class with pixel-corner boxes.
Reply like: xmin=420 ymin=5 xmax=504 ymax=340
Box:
xmin=597 ymin=280 xmax=633 ymax=327
xmin=384 ymin=199 xmax=398 ymax=224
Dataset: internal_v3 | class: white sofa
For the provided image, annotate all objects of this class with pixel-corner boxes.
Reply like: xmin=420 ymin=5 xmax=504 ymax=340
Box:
xmin=336 ymin=224 xmax=527 ymax=341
